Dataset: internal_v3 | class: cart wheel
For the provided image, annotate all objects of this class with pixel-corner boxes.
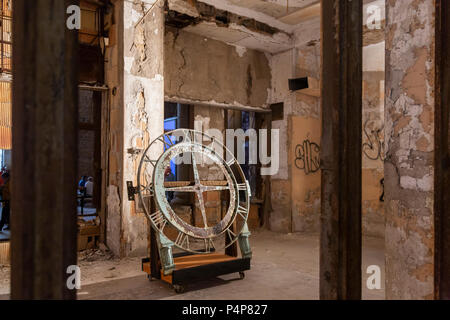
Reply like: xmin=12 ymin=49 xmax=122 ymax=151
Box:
xmin=239 ymin=272 xmax=245 ymax=280
xmin=173 ymin=284 xmax=185 ymax=294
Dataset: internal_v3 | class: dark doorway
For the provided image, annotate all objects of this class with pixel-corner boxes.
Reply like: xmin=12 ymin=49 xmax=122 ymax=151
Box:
xmin=78 ymin=89 xmax=102 ymax=218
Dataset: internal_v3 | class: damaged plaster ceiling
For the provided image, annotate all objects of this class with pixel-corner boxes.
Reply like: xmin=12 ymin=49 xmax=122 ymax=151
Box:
xmin=183 ymin=21 xmax=293 ymax=54
xmin=167 ymin=0 xmax=384 ymax=54
xmin=213 ymin=0 xmax=320 ymax=22
xmin=167 ymin=0 xmax=320 ymax=54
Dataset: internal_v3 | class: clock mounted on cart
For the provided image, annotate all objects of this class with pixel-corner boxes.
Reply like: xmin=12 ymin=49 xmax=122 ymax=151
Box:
xmin=128 ymin=129 xmax=252 ymax=293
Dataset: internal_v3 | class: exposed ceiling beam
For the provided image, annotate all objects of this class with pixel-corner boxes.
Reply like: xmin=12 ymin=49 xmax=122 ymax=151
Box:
xmin=278 ymin=2 xmax=320 ymax=25
xmin=166 ymin=0 xmax=293 ymax=54
xmin=195 ymin=0 xmax=299 ymax=33
xmin=167 ymin=0 xmax=291 ymax=37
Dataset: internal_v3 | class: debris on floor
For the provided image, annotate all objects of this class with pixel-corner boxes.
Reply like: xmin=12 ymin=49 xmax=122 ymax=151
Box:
xmin=78 ymin=246 xmax=114 ymax=263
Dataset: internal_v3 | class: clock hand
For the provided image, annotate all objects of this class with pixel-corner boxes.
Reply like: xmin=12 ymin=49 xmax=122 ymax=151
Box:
xmin=191 ymin=150 xmax=208 ymax=228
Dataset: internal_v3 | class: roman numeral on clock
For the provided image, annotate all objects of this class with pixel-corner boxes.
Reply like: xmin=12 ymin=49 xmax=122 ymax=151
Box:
xmin=237 ymin=205 xmax=247 ymax=219
xmin=175 ymin=232 xmax=190 ymax=249
xmin=226 ymin=229 xmax=236 ymax=242
xmin=204 ymin=239 xmax=215 ymax=252
xmin=183 ymin=130 xmax=193 ymax=142
xmin=237 ymin=183 xmax=247 ymax=191
xmin=226 ymin=159 xmax=236 ymax=167
xmin=150 ymin=211 xmax=166 ymax=231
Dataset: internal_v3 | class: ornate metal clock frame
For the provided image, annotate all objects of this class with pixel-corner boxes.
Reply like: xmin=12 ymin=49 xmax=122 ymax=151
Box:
xmin=135 ymin=129 xmax=252 ymax=291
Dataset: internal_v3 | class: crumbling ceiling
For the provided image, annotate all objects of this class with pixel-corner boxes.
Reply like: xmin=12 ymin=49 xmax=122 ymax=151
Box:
xmin=167 ymin=0 xmax=314 ymax=54
xmin=220 ymin=0 xmax=319 ymax=21
xmin=166 ymin=0 xmax=383 ymax=54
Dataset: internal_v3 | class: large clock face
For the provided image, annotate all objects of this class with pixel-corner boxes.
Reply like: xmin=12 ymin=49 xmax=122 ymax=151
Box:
xmin=137 ymin=129 xmax=251 ymax=254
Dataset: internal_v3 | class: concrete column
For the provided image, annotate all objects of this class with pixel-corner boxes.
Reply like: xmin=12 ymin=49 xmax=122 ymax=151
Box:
xmin=11 ymin=0 xmax=79 ymax=299
xmin=385 ymin=0 xmax=436 ymax=299
xmin=105 ymin=0 xmax=165 ymax=257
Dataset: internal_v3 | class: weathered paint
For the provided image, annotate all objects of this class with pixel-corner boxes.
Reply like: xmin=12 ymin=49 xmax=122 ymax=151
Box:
xmin=385 ymin=0 xmax=435 ymax=299
xmin=265 ymin=15 xmax=321 ymax=233
xmin=289 ymin=116 xmax=321 ymax=233
xmin=320 ymin=0 xmax=363 ymax=300
xmin=11 ymin=0 xmax=78 ymax=299
xmin=164 ymin=27 xmax=271 ymax=109
xmin=267 ymin=4 xmax=386 ymax=237
xmin=362 ymin=39 xmax=385 ymax=239
xmin=105 ymin=0 xmax=165 ymax=257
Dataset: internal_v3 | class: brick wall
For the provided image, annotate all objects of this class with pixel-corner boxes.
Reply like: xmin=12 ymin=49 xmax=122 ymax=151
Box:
xmin=78 ymin=129 xmax=95 ymax=179
xmin=78 ymin=90 xmax=95 ymax=179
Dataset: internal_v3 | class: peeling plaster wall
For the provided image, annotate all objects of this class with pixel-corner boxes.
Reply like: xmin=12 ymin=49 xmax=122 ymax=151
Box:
xmin=123 ymin=0 xmax=165 ymax=257
xmin=164 ymin=27 xmax=271 ymax=108
xmin=105 ymin=1 xmax=125 ymax=257
xmin=362 ymin=41 xmax=385 ymax=238
xmin=267 ymin=49 xmax=293 ymax=232
xmin=268 ymin=14 xmax=386 ymax=236
xmin=193 ymin=105 xmax=226 ymax=181
xmin=105 ymin=0 xmax=165 ymax=257
xmin=289 ymin=116 xmax=321 ymax=233
xmin=266 ymin=18 xmax=321 ymax=233
xmin=385 ymin=0 xmax=435 ymax=299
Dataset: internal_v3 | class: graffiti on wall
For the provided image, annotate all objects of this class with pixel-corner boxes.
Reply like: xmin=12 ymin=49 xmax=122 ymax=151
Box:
xmin=362 ymin=119 xmax=385 ymax=161
xmin=293 ymin=120 xmax=385 ymax=178
xmin=379 ymin=178 xmax=385 ymax=202
xmin=295 ymin=139 xmax=321 ymax=175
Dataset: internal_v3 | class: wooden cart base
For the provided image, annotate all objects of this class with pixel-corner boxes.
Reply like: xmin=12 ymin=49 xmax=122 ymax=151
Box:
xmin=142 ymin=253 xmax=251 ymax=293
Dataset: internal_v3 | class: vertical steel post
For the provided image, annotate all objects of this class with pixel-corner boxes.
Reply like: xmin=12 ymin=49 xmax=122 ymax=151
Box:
xmin=11 ymin=0 xmax=79 ymax=299
xmin=435 ymin=0 xmax=450 ymax=300
xmin=320 ymin=0 xmax=363 ymax=300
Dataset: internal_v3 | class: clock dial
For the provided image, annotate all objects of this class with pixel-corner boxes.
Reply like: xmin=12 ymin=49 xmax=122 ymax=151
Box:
xmin=138 ymin=129 xmax=250 ymax=254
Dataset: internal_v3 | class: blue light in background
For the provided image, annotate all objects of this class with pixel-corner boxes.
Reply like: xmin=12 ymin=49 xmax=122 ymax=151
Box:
xmin=164 ymin=117 xmax=178 ymax=175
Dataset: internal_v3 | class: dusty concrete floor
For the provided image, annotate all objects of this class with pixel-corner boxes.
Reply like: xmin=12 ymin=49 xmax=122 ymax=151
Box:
xmin=0 ymin=230 xmax=385 ymax=300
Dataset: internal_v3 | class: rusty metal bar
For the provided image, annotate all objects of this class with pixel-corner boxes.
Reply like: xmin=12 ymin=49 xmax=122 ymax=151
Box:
xmin=164 ymin=180 xmax=228 ymax=187
xmin=165 ymin=95 xmax=272 ymax=114
xmin=320 ymin=0 xmax=362 ymax=300
xmin=11 ymin=0 xmax=79 ymax=299
xmin=435 ymin=0 xmax=450 ymax=300
xmin=78 ymin=84 xmax=109 ymax=91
